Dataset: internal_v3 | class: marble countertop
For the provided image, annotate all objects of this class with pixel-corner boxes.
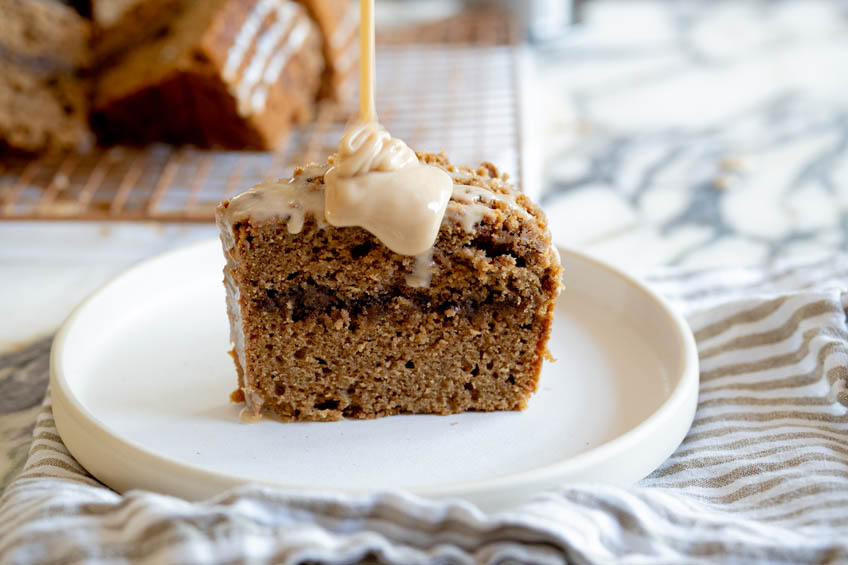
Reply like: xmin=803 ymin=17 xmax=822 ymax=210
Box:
xmin=536 ymin=0 xmax=848 ymax=269
xmin=1 ymin=0 xmax=846 ymax=348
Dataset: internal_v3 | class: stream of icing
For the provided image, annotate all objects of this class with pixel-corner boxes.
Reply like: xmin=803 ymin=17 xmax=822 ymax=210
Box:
xmin=321 ymin=0 xmax=453 ymax=257
xmin=358 ymin=0 xmax=376 ymax=123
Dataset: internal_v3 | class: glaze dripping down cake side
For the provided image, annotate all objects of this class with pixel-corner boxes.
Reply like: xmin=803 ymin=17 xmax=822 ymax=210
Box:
xmin=216 ymin=153 xmax=563 ymax=421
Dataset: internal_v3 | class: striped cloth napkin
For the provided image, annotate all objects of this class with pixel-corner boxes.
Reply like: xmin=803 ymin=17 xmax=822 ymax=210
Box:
xmin=1 ymin=254 xmax=847 ymax=564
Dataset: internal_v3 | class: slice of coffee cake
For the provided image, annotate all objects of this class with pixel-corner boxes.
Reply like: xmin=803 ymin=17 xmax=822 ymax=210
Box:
xmin=217 ymin=153 xmax=562 ymax=421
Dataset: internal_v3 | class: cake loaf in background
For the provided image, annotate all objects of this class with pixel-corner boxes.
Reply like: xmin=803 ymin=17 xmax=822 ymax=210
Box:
xmin=91 ymin=0 xmax=325 ymax=149
xmin=0 ymin=0 xmax=357 ymax=154
xmin=296 ymin=0 xmax=359 ymax=101
xmin=93 ymin=0 xmax=358 ymax=102
xmin=0 ymin=0 xmax=93 ymax=154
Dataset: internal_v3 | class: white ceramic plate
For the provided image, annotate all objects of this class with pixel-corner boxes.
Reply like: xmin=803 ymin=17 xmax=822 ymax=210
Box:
xmin=51 ymin=240 xmax=698 ymax=511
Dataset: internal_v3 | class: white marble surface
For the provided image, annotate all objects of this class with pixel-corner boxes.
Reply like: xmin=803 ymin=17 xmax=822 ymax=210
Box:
xmin=1 ymin=0 xmax=847 ymax=348
xmin=537 ymin=0 xmax=848 ymax=270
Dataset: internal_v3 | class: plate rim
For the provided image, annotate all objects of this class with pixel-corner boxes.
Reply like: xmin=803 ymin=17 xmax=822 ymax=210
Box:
xmin=51 ymin=239 xmax=699 ymax=507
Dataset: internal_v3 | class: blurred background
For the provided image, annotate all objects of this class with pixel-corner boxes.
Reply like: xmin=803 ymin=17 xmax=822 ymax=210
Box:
xmin=529 ymin=0 xmax=848 ymax=270
xmin=2 ymin=0 xmax=848 ymax=346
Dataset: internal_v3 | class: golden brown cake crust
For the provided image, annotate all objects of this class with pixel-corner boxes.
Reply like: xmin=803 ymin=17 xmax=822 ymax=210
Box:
xmin=217 ymin=152 xmax=563 ymax=421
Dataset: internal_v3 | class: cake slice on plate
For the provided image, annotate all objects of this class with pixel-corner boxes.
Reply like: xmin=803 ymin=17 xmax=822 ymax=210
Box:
xmin=216 ymin=152 xmax=563 ymax=421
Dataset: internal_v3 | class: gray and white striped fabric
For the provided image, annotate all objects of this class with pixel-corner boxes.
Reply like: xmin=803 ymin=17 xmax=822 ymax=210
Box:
xmin=1 ymin=255 xmax=847 ymax=564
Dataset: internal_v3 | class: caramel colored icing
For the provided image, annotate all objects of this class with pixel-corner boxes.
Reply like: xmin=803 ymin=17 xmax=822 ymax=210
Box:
xmin=316 ymin=0 xmax=452 ymax=256
xmin=406 ymin=248 xmax=435 ymax=288
xmin=323 ymin=122 xmax=453 ymax=256
xmin=222 ymin=165 xmax=328 ymax=232
xmin=328 ymin=121 xmax=417 ymax=175
xmin=222 ymin=161 xmax=533 ymax=238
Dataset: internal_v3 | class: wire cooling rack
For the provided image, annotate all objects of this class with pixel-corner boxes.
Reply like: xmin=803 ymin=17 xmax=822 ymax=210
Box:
xmin=0 ymin=12 xmax=521 ymax=222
